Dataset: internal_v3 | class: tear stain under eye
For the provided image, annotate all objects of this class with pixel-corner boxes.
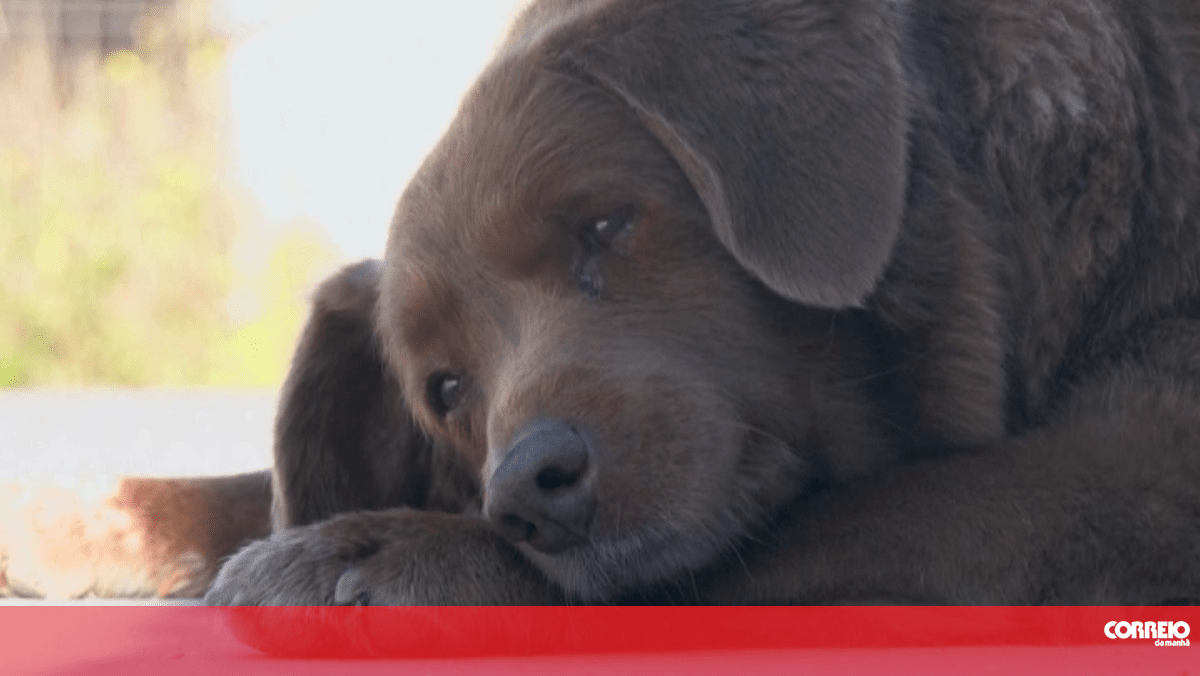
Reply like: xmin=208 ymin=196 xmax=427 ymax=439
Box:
xmin=571 ymin=211 xmax=634 ymax=299
xmin=574 ymin=251 xmax=604 ymax=298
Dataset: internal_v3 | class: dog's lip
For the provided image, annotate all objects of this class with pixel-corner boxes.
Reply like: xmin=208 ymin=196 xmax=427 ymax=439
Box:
xmin=519 ymin=512 xmax=594 ymax=554
xmin=518 ymin=515 xmax=729 ymax=601
xmin=486 ymin=494 xmax=596 ymax=554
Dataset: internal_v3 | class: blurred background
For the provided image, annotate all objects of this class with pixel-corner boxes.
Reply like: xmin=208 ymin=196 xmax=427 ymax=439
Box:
xmin=1 ymin=0 xmax=523 ymax=480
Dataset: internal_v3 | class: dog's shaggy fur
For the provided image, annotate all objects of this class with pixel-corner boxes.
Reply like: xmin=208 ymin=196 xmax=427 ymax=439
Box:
xmin=200 ymin=0 xmax=1200 ymax=605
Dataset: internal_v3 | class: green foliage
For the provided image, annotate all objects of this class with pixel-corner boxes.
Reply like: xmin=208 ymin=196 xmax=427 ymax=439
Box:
xmin=214 ymin=229 xmax=338 ymax=388
xmin=0 ymin=5 xmax=335 ymax=388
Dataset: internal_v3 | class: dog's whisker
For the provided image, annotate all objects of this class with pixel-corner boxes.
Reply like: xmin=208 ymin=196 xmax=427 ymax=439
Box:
xmin=828 ymin=346 xmax=941 ymax=389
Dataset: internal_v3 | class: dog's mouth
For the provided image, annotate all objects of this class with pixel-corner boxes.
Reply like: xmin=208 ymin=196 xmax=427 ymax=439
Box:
xmin=477 ymin=420 xmax=720 ymax=598
xmin=483 ymin=423 xmax=808 ymax=602
xmin=513 ymin=501 xmax=749 ymax=602
xmin=490 ymin=499 xmax=596 ymax=555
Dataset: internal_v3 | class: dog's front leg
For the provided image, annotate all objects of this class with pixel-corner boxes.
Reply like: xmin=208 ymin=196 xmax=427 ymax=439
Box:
xmin=205 ymin=508 xmax=561 ymax=605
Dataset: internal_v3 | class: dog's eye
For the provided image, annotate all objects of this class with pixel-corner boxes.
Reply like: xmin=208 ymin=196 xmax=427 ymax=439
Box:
xmin=427 ymin=373 xmax=462 ymax=417
xmin=574 ymin=211 xmax=630 ymax=299
xmin=583 ymin=212 xmax=630 ymax=250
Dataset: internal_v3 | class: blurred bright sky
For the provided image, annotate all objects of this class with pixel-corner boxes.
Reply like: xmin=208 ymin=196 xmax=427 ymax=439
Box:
xmin=214 ymin=1 xmax=525 ymax=260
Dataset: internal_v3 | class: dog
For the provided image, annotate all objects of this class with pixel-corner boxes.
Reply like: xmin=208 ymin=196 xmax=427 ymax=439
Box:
xmin=12 ymin=0 xmax=1192 ymax=605
xmin=196 ymin=0 xmax=1200 ymax=606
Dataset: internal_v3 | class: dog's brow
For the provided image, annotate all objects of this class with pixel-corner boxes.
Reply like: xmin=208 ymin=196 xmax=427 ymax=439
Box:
xmin=397 ymin=269 xmax=463 ymax=356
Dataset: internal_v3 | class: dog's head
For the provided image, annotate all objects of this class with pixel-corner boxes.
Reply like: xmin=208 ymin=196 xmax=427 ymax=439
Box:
xmin=275 ymin=0 xmax=916 ymax=600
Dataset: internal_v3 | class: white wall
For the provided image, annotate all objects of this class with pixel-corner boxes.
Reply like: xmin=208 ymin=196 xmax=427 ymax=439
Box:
xmin=217 ymin=1 xmax=525 ymax=260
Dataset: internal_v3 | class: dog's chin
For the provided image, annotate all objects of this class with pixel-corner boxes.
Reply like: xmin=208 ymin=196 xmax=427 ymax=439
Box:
xmin=518 ymin=436 xmax=809 ymax=602
xmin=517 ymin=521 xmax=734 ymax=602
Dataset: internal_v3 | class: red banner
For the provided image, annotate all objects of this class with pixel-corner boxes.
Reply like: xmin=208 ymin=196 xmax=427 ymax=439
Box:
xmin=1 ymin=606 xmax=1195 ymax=674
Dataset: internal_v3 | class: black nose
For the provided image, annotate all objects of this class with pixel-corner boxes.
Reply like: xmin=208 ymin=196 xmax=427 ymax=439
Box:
xmin=484 ymin=420 xmax=596 ymax=554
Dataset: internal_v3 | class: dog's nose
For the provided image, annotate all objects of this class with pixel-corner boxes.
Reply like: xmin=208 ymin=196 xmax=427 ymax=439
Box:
xmin=484 ymin=420 xmax=596 ymax=554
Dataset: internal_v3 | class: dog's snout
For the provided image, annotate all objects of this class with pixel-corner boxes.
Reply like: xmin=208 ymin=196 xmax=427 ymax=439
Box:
xmin=484 ymin=420 xmax=596 ymax=554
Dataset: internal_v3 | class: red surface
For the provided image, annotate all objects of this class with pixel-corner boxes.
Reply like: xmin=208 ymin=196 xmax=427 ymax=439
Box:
xmin=1 ymin=606 xmax=1195 ymax=675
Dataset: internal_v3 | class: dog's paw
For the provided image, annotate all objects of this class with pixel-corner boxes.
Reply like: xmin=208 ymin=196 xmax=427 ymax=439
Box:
xmin=205 ymin=508 xmax=558 ymax=605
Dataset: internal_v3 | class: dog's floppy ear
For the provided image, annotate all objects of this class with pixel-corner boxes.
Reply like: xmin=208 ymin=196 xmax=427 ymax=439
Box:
xmin=272 ymin=260 xmax=436 ymax=530
xmin=551 ymin=0 xmax=909 ymax=307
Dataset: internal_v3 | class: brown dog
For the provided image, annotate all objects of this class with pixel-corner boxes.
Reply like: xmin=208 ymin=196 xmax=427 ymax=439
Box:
xmin=200 ymin=0 xmax=1200 ymax=605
